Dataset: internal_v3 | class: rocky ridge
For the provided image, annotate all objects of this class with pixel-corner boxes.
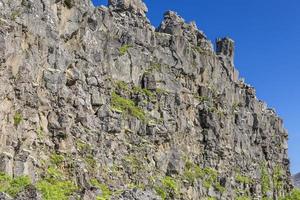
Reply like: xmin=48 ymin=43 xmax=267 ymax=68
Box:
xmin=0 ymin=0 xmax=293 ymax=199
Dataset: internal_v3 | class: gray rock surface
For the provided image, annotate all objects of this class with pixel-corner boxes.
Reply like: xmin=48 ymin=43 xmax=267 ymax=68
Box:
xmin=293 ymin=173 xmax=300 ymax=188
xmin=0 ymin=0 xmax=293 ymax=199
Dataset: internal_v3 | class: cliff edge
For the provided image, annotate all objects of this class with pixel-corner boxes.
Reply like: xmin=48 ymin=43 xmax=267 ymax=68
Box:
xmin=0 ymin=0 xmax=293 ymax=199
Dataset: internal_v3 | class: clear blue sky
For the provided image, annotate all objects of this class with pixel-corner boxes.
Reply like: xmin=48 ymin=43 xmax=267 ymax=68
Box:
xmin=93 ymin=0 xmax=300 ymax=174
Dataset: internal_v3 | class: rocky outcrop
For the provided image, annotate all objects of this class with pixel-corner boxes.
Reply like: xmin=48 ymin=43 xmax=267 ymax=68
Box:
xmin=293 ymin=173 xmax=300 ymax=188
xmin=0 ymin=0 xmax=292 ymax=199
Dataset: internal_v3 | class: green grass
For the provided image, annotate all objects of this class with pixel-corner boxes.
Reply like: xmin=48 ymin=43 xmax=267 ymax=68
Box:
xmin=0 ymin=172 xmax=31 ymax=197
xmin=111 ymin=92 xmax=146 ymax=122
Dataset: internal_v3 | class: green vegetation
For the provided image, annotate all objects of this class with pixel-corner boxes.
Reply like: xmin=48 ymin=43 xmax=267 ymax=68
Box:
xmin=50 ymin=153 xmax=65 ymax=165
xmin=123 ymin=155 xmax=143 ymax=174
xmin=0 ymin=172 xmax=31 ymax=197
xmin=156 ymin=88 xmax=169 ymax=95
xmin=13 ymin=112 xmax=23 ymax=126
xmin=36 ymin=167 xmax=77 ymax=200
xmin=236 ymin=196 xmax=251 ymax=200
xmin=273 ymin=166 xmax=284 ymax=193
xmin=145 ymin=62 xmax=162 ymax=74
xmin=202 ymin=167 xmax=218 ymax=190
xmin=85 ymin=155 xmax=97 ymax=170
xmin=194 ymin=95 xmax=210 ymax=103
xmin=36 ymin=127 xmax=44 ymax=139
xmin=215 ymin=181 xmax=226 ymax=193
xmin=11 ymin=11 xmax=20 ymax=21
xmin=236 ymin=173 xmax=252 ymax=185
xmin=76 ymin=139 xmax=92 ymax=153
xmin=111 ymin=92 xmax=146 ymax=122
xmin=119 ymin=44 xmax=132 ymax=56
xmin=182 ymin=161 xmax=225 ymax=193
xmin=232 ymin=102 xmax=242 ymax=112
xmin=115 ymin=81 xmax=129 ymax=92
xmin=115 ymin=80 xmax=155 ymax=99
xmin=192 ymin=46 xmax=212 ymax=56
xmin=280 ymin=189 xmax=300 ymax=200
xmin=183 ymin=161 xmax=205 ymax=184
xmin=91 ymin=178 xmax=112 ymax=200
xmin=155 ymin=186 xmax=167 ymax=200
xmin=155 ymin=176 xmax=179 ymax=200
xmin=133 ymin=86 xmax=155 ymax=99
xmin=261 ymin=163 xmax=271 ymax=197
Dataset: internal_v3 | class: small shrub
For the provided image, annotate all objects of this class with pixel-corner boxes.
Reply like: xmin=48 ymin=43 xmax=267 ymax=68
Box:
xmin=273 ymin=166 xmax=284 ymax=192
xmin=155 ymin=186 xmax=167 ymax=200
xmin=111 ymin=92 xmax=146 ymax=122
xmin=75 ymin=140 xmax=91 ymax=153
xmin=37 ymin=167 xmax=77 ymax=200
xmin=154 ymin=176 xmax=179 ymax=200
xmin=37 ymin=179 xmax=77 ymax=200
xmin=91 ymin=179 xmax=112 ymax=200
xmin=236 ymin=174 xmax=252 ymax=185
xmin=133 ymin=86 xmax=155 ymax=99
xmin=0 ymin=172 xmax=31 ymax=197
xmin=119 ymin=44 xmax=132 ymax=56
xmin=85 ymin=155 xmax=97 ymax=170
xmin=13 ymin=112 xmax=23 ymax=126
xmin=215 ymin=182 xmax=225 ymax=193
xmin=115 ymin=81 xmax=129 ymax=92
xmin=162 ymin=176 xmax=178 ymax=194
xmin=261 ymin=163 xmax=271 ymax=196
xmin=145 ymin=62 xmax=162 ymax=74
xmin=50 ymin=153 xmax=65 ymax=165
xmin=11 ymin=11 xmax=20 ymax=20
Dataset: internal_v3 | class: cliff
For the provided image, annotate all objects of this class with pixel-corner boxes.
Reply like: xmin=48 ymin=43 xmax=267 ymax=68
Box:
xmin=0 ymin=0 xmax=293 ymax=199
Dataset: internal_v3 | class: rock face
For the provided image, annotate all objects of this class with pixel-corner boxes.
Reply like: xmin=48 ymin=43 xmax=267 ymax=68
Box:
xmin=293 ymin=173 xmax=300 ymax=188
xmin=0 ymin=0 xmax=293 ymax=199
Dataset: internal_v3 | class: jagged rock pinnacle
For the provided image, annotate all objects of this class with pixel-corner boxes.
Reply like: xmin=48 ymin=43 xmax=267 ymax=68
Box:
xmin=108 ymin=0 xmax=148 ymax=16
xmin=216 ymin=37 xmax=235 ymax=62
